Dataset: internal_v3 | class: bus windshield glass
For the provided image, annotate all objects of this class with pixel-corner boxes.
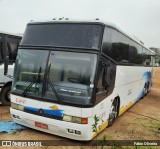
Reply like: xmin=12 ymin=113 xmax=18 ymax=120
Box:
xmin=12 ymin=49 xmax=49 ymax=97
xmin=21 ymin=23 xmax=103 ymax=49
xmin=12 ymin=49 xmax=97 ymax=106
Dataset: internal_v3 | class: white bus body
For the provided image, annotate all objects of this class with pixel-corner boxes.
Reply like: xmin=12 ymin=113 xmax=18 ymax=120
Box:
xmin=155 ymin=63 xmax=159 ymax=67
xmin=0 ymin=64 xmax=13 ymax=88
xmin=10 ymin=19 xmax=155 ymax=140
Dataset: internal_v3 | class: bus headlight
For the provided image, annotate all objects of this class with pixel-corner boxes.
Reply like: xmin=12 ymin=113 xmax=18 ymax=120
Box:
xmin=63 ymin=114 xmax=88 ymax=124
xmin=11 ymin=102 xmax=24 ymax=111
xmin=11 ymin=102 xmax=18 ymax=109
xmin=18 ymin=105 xmax=24 ymax=111
xmin=72 ymin=117 xmax=81 ymax=124
xmin=63 ymin=115 xmax=72 ymax=122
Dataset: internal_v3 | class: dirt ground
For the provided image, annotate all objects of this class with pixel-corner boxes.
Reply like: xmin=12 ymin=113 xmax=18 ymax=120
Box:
xmin=0 ymin=67 xmax=160 ymax=149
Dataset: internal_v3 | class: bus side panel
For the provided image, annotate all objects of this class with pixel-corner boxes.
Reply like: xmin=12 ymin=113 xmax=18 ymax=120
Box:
xmin=90 ymin=93 xmax=116 ymax=139
xmin=115 ymin=65 xmax=153 ymax=115
xmin=82 ymin=65 xmax=153 ymax=140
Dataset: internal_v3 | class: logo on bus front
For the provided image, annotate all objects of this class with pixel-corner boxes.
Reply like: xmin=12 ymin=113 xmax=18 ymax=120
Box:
xmin=16 ymin=98 xmax=26 ymax=104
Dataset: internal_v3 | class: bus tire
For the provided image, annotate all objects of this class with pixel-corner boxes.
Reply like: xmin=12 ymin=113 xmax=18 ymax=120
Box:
xmin=0 ymin=85 xmax=11 ymax=106
xmin=147 ymin=82 xmax=150 ymax=93
xmin=108 ymin=99 xmax=118 ymax=127
xmin=144 ymin=83 xmax=148 ymax=96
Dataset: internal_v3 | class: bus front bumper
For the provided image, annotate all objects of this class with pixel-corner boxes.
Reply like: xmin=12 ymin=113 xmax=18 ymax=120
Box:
xmin=10 ymin=108 xmax=92 ymax=141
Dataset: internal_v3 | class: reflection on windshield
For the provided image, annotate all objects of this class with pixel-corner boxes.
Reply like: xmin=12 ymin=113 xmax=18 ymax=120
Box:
xmin=49 ymin=51 xmax=96 ymax=85
xmin=44 ymin=51 xmax=97 ymax=105
xmin=12 ymin=49 xmax=49 ymax=96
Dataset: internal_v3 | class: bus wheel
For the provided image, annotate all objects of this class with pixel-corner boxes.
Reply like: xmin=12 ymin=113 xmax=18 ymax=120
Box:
xmin=144 ymin=83 xmax=148 ymax=96
xmin=1 ymin=85 xmax=11 ymax=106
xmin=108 ymin=100 xmax=118 ymax=127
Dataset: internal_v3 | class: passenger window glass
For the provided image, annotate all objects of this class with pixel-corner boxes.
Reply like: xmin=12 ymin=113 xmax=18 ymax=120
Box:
xmin=97 ymin=62 xmax=104 ymax=92
xmin=102 ymin=28 xmax=112 ymax=56
xmin=111 ymin=31 xmax=129 ymax=63
xmin=0 ymin=43 xmax=2 ymax=62
xmin=96 ymin=60 xmax=116 ymax=103
xmin=7 ymin=37 xmax=19 ymax=61
xmin=102 ymin=27 xmax=153 ymax=66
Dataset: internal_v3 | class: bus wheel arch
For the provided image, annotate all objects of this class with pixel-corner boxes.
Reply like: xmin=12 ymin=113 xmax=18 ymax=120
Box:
xmin=108 ymin=96 xmax=120 ymax=127
xmin=0 ymin=81 xmax=12 ymax=106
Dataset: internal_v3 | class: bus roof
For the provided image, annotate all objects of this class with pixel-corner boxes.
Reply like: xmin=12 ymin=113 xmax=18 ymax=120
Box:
xmin=28 ymin=19 xmax=155 ymax=55
xmin=0 ymin=31 xmax=22 ymax=38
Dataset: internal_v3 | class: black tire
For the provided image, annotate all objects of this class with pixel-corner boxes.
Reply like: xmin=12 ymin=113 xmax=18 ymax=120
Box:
xmin=0 ymin=85 xmax=11 ymax=106
xmin=144 ymin=83 xmax=148 ymax=96
xmin=108 ymin=100 xmax=118 ymax=127
xmin=147 ymin=82 xmax=150 ymax=93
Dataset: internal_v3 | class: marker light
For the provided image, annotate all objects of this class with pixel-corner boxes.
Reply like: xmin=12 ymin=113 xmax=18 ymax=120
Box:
xmin=81 ymin=118 xmax=88 ymax=124
xmin=63 ymin=114 xmax=88 ymax=124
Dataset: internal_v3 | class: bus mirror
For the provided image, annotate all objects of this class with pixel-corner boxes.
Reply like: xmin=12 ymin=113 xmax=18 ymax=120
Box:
xmin=4 ymin=56 xmax=9 ymax=75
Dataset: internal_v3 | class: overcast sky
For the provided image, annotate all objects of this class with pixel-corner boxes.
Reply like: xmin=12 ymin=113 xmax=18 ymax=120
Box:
xmin=0 ymin=0 xmax=160 ymax=48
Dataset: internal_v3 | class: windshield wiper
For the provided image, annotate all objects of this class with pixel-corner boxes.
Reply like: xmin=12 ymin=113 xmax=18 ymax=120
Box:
xmin=22 ymin=67 xmax=42 ymax=97
xmin=44 ymin=63 xmax=64 ymax=104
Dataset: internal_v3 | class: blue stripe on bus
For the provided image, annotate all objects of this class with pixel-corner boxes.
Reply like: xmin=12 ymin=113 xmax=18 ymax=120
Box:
xmin=24 ymin=106 xmax=64 ymax=117
xmin=136 ymin=71 xmax=152 ymax=101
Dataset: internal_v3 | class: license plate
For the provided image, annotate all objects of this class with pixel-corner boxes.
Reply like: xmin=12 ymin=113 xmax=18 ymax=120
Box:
xmin=35 ymin=122 xmax=48 ymax=129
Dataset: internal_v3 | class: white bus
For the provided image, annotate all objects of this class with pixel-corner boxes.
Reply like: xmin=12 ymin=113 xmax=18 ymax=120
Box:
xmin=0 ymin=32 xmax=21 ymax=105
xmin=7 ymin=19 xmax=155 ymax=140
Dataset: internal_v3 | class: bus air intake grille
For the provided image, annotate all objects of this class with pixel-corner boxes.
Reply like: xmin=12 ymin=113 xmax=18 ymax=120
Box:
xmin=23 ymin=107 xmax=63 ymax=121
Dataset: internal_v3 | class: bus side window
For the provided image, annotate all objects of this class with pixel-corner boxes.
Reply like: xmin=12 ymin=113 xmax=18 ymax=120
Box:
xmin=96 ymin=60 xmax=116 ymax=103
xmin=96 ymin=62 xmax=104 ymax=93
xmin=96 ymin=61 xmax=110 ymax=103
xmin=102 ymin=65 xmax=112 ymax=90
xmin=6 ymin=36 xmax=19 ymax=62
xmin=0 ymin=43 xmax=2 ymax=63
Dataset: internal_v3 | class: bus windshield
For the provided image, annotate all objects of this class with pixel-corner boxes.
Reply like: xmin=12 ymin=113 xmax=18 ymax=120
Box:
xmin=12 ymin=49 xmax=97 ymax=106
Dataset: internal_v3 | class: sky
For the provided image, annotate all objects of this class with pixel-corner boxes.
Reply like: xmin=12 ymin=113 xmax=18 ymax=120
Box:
xmin=0 ymin=0 xmax=160 ymax=48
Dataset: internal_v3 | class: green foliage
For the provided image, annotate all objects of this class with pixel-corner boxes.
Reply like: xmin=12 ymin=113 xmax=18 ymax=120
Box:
xmin=100 ymin=134 xmax=108 ymax=149
xmin=102 ymin=134 xmax=108 ymax=141
xmin=111 ymin=145 xmax=116 ymax=149
xmin=92 ymin=115 xmax=99 ymax=133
